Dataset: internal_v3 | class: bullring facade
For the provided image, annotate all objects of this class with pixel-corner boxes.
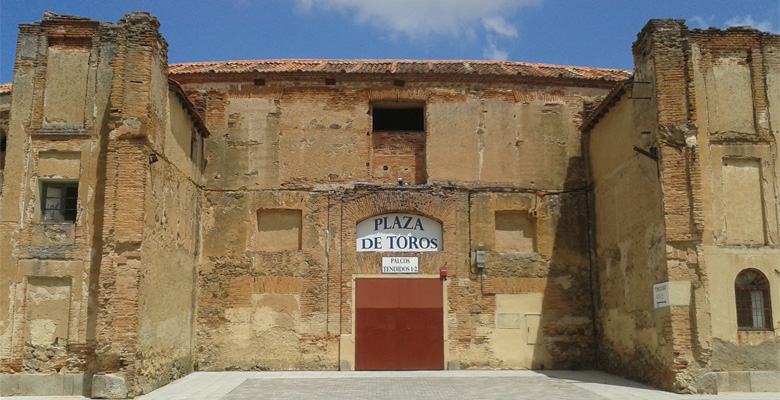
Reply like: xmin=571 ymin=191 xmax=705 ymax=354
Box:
xmin=0 ymin=11 xmax=778 ymax=398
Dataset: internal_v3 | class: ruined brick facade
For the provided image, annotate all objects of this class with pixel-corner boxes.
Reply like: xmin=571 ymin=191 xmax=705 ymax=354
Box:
xmin=586 ymin=19 xmax=780 ymax=394
xmin=0 ymin=12 xmax=777 ymax=398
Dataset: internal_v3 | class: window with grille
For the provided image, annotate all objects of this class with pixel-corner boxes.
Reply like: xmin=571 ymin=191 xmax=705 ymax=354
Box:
xmin=735 ymin=268 xmax=773 ymax=331
xmin=41 ymin=182 xmax=78 ymax=223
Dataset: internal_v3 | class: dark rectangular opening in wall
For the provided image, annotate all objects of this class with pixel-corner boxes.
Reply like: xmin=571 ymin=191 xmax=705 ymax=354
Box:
xmin=372 ymin=107 xmax=424 ymax=131
xmin=370 ymin=104 xmax=426 ymax=185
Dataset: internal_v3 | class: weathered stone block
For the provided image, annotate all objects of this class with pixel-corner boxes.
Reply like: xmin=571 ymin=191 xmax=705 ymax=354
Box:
xmin=750 ymin=371 xmax=780 ymax=392
xmin=63 ymin=373 xmax=85 ymax=395
xmin=727 ymin=371 xmax=751 ymax=392
xmin=18 ymin=373 xmax=64 ymax=395
xmin=92 ymin=374 xmax=127 ymax=399
xmin=714 ymin=371 xmax=730 ymax=393
xmin=0 ymin=374 xmax=20 ymax=395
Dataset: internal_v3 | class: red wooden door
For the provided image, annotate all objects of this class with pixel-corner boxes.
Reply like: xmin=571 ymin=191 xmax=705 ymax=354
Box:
xmin=355 ymin=278 xmax=443 ymax=370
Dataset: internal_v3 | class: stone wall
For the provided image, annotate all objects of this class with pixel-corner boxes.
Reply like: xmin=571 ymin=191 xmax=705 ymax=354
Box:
xmin=196 ymin=189 xmax=332 ymax=371
xmin=587 ymin=19 xmax=780 ymax=394
xmin=0 ymin=12 xmax=207 ymax=398
xmin=587 ymin=81 xmax=672 ymax=388
xmin=0 ymin=13 xmax=112 ymax=397
xmin=175 ymin=72 xmax=611 ymax=373
xmin=11 ymin=9 xmax=778 ymax=399
xmin=687 ymin=23 xmax=780 ymax=393
xmin=133 ymin=89 xmax=203 ymax=394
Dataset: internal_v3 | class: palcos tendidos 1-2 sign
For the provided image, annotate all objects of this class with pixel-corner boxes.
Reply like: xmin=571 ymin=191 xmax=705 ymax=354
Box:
xmin=356 ymin=213 xmax=442 ymax=252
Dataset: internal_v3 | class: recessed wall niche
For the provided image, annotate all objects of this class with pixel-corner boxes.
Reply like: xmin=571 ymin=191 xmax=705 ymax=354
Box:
xmin=256 ymin=209 xmax=302 ymax=251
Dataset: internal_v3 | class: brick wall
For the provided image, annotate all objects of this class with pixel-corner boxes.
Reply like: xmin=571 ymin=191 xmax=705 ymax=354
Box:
xmin=371 ymin=131 xmax=426 ymax=184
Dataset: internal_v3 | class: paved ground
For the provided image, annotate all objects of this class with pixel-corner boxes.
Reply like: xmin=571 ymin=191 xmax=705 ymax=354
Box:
xmin=15 ymin=370 xmax=780 ymax=399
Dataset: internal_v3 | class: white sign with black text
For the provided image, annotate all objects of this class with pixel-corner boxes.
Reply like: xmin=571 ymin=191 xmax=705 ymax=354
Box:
xmin=653 ymin=282 xmax=670 ymax=309
xmin=356 ymin=213 xmax=442 ymax=252
xmin=382 ymin=257 xmax=419 ymax=274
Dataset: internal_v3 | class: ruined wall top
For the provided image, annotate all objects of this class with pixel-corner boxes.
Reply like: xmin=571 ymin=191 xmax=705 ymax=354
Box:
xmin=633 ymin=18 xmax=779 ymax=54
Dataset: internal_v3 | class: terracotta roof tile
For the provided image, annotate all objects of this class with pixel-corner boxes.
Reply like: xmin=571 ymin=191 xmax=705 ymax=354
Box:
xmin=0 ymin=60 xmax=630 ymax=95
xmin=169 ymin=59 xmax=631 ymax=82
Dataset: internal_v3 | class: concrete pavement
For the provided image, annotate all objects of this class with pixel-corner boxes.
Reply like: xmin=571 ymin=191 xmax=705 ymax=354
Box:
xmin=12 ymin=370 xmax=780 ymax=399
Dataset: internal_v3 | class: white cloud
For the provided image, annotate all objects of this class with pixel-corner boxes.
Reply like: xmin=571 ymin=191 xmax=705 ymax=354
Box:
xmin=297 ymin=0 xmax=540 ymax=37
xmin=725 ymin=15 xmax=774 ymax=32
xmin=687 ymin=15 xmax=710 ymax=29
xmin=482 ymin=16 xmax=518 ymax=38
xmin=483 ymin=38 xmax=509 ymax=61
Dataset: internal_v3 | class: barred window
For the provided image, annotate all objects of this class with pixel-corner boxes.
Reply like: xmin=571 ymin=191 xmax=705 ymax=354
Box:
xmin=735 ymin=268 xmax=773 ymax=331
xmin=41 ymin=182 xmax=78 ymax=223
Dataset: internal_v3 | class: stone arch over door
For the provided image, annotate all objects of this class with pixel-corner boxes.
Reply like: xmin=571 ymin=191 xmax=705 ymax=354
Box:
xmin=335 ymin=188 xmax=469 ymax=330
xmin=341 ymin=189 xmax=464 ymax=269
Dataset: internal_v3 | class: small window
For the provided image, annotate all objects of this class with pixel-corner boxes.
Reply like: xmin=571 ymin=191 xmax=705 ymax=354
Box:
xmin=41 ymin=182 xmax=78 ymax=223
xmin=735 ymin=268 xmax=773 ymax=331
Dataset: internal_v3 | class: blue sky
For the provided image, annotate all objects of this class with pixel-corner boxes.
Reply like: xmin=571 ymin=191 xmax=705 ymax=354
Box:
xmin=1 ymin=0 xmax=778 ymax=83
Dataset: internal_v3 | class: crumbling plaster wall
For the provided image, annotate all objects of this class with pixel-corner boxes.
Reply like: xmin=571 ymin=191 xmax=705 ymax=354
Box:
xmin=133 ymin=91 xmax=202 ymax=393
xmin=196 ymin=189 xmax=333 ymax=371
xmin=688 ymin=27 xmax=780 ymax=383
xmin=178 ymin=79 xmax=607 ymax=191
xmin=587 ymin=81 xmax=674 ymax=387
xmin=465 ymin=189 xmax=593 ymax=369
xmin=176 ymin=76 xmax=609 ymax=371
xmin=426 ymin=90 xmax=597 ymax=188
xmin=0 ymin=14 xmax=114 ymax=387
xmin=589 ymin=19 xmax=780 ymax=394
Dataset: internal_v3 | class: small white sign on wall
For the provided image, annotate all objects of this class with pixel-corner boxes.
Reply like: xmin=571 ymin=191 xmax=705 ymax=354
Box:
xmin=653 ymin=282 xmax=670 ymax=309
xmin=382 ymin=257 xmax=419 ymax=274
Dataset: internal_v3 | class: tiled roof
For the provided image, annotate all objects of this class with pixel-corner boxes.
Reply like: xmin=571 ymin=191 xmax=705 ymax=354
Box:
xmin=168 ymin=78 xmax=210 ymax=137
xmin=169 ymin=59 xmax=632 ymax=82
xmin=0 ymin=60 xmax=631 ymax=95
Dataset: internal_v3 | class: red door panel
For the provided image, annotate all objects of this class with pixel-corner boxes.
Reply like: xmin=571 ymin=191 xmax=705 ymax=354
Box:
xmin=355 ymin=278 xmax=443 ymax=370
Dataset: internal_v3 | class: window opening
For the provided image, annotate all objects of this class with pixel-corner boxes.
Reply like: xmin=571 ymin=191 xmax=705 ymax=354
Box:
xmin=370 ymin=105 xmax=426 ymax=185
xmin=372 ymin=108 xmax=424 ymax=131
xmin=42 ymin=182 xmax=78 ymax=223
xmin=735 ymin=268 xmax=773 ymax=331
